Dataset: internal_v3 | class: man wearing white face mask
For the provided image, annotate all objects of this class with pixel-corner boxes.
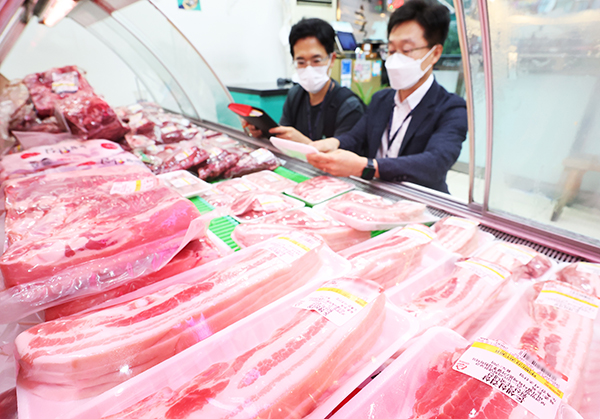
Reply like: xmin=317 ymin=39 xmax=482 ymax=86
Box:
xmin=307 ymin=0 xmax=467 ymax=194
xmin=245 ymin=18 xmax=365 ymax=142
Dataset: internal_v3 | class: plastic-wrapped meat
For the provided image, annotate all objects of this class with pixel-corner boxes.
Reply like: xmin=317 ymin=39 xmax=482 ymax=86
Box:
xmin=555 ymin=262 xmax=600 ymax=298
xmin=243 ymin=170 xmax=297 ymax=193
xmin=0 ymin=388 xmax=17 ymax=419
xmin=0 ymin=139 xmax=125 ymax=182
xmin=102 ymin=278 xmax=386 ymax=419
xmin=0 ymin=164 xmax=202 ymax=322
xmin=229 ymin=191 xmax=304 ymax=221
xmin=23 ymin=66 xmax=93 ymax=118
xmin=60 ymin=93 xmax=129 ymax=141
xmin=197 ymin=147 xmax=240 ymax=180
xmin=339 ymin=224 xmax=436 ymax=289
xmin=44 ymin=236 xmax=228 ymax=320
xmin=151 ymin=142 xmax=209 ymax=174
xmin=214 ymin=178 xmax=262 ymax=197
xmin=432 ymin=216 xmax=481 ymax=256
xmin=232 ymin=208 xmax=371 ymax=251
xmin=476 ymin=242 xmax=552 ymax=281
xmin=197 ymin=188 xmax=235 ymax=209
xmin=289 ymin=175 xmax=354 ymax=204
xmin=15 ymin=233 xmax=327 ymax=400
xmin=401 ymin=258 xmax=512 ymax=333
xmin=224 ymin=148 xmax=280 ymax=178
xmin=325 ymin=190 xmax=426 ymax=223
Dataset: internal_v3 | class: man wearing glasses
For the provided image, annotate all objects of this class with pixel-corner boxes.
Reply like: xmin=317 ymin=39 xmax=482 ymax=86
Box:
xmin=246 ymin=18 xmax=365 ymax=142
xmin=306 ymin=0 xmax=468 ymax=194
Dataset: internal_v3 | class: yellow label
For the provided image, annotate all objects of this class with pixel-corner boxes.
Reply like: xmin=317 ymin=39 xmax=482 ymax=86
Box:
xmin=277 ymin=236 xmax=311 ymax=252
xmin=316 ymin=287 xmax=368 ymax=307
xmin=463 ymin=260 xmax=508 ymax=280
xmin=472 ymin=342 xmax=563 ymax=398
xmin=540 ymin=289 xmax=599 ymax=308
xmin=134 ymin=180 xmax=142 ymax=192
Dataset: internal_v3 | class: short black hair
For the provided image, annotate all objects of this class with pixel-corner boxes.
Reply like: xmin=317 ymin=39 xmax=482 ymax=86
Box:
xmin=289 ymin=18 xmax=335 ymax=58
xmin=387 ymin=0 xmax=450 ymax=47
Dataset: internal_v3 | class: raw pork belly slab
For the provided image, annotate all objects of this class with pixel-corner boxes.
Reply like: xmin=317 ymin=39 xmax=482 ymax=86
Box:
xmin=288 ymin=175 xmax=353 ymax=204
xmin=339 ymin=224 xmax=435 ymax=289
xmin=0 ymin=165 xmax=201 ymax=321
xmin=102 ymin=278 xmax=386 ymax=419
xmin=476 ymin=242 xmax=552 ymax=281
xmin=231 ymin=208 xmax=370 ymax=251
xmin=44 ymin=237 xmax=226 ymax=320
xmin=229 ymin=191 xmax=304 ymax=221
xmin=15 ymin=233 xmax=327 ymax=400
xmin=325 ymin=191 xmax=426 ymax=223
xmin=555 ymin=262 xmax=600 ymax=298
xmin=432 ymin=216 xmax=481 ymax=256
xmin=243 ymin=170 xmax=297 ymax=192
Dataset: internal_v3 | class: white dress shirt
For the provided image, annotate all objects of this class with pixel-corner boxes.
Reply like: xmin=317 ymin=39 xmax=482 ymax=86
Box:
xmin=377 ymin=75 xmax=435 ymax=159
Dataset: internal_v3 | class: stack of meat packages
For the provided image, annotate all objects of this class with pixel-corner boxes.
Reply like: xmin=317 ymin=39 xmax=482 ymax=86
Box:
xmin=117 ymin=102 xmax=280 ymax=178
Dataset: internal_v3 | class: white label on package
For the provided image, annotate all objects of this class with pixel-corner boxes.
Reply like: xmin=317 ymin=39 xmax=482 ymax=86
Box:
xmin=110 ymin=178 xmax=154 ymax=195
xmin=263 ymin=232 xmax=322 ymax=265
xmin=301 ymin=207 xmax=330 ymax=222
xmin=443 ymin=216 xmax=480 ymax=230
xmin=161 ymin=125 xmax=179 ymax=135
xmin=576 ymin=262 xmax=600 ymax=276
xmin=294 ymin=278 xmax=381 ymax=326
xmin=453 ymin=338 xmax=566 ymax=419
xmin=536 ymin=282 xmax=599 ymax=319
xmin=497 ymin=242 xmax=537 ymax=264
xmin=174 ymin=149 xmax=193 ymax=162
xmin=456 ymin=258 xmax=510 ymax=284
xmin=232 ymin=182 xmax=255 ymax=193
xmin=182 ymin=128 xmax=197 ymax=137
xmin=127 ymin=104 xmax=144 ymax=114
xmin=208 ymin=147 xmax=224 ymax=158
xmin=250 ymin=148 xmax=274 ymax=164
xmin=262 ymin=173 xmax=282 ymax=182
xmin=256 ymin=194 xmax=287 ymax=212
xmin=52 ymin=71 xmax=79 ymax=94
xmin=397 ymin=224 xmax=436 ymax=244
xmin=170 ymin=176 xmax=200 ymax=188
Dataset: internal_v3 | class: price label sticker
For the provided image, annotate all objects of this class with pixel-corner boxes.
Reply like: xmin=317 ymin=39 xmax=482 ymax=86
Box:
xmin=576 ymin=262 xmax=600 ymax=276
xmin=442 ymin=216 xmax=480 ymax=229
xmin=496 ymin=243 xmax=538 ymax=264
xmin=456 ymin=258 xmax=511 ymax=285
xmin=127 ymin=104 xmax=144 ymax=114
xmin=294 ymin=278 xmax=382 ymax=326
xmin=174 ymin=148 xmax=194 ymax=162
xmin=263 ymin=232 xmax=322 ymax=265
xmin=397 ymin=224 xmax=436 ymax=244
xmin=52 ymin=71 xmax=79 ymax=94
xmin=256 ymin=194 xmax=288 ymax=212
xmin=536 ymin=281 xmax=599 ymax=319
xmin=250 ymin=148 xmax=275 ymax=164
xmin=161 ymin=125 xmax=179 ymax=135
xmin=453 ymin=338 xmax=566 ymax=419
xmin=110 ymin=178 xmax=155 ymax=195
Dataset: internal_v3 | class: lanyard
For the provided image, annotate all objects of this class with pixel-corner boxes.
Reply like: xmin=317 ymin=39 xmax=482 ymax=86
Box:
xmin=306 ymin=82 xmax=334 ymax=140
xmin=386 ymin=106 xmax=413 ymax=150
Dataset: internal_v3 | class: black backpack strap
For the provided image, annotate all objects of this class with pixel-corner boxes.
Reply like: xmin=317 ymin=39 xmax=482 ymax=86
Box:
xmin=322 ymin=84 xmax=365 ymax=138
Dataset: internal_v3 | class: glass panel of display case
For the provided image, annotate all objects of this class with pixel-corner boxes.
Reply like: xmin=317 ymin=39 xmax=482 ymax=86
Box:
xmin=486 ymin=0 xmax=600 ymax=246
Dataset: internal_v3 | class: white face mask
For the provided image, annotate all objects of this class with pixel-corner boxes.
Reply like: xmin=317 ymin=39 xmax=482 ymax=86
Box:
xmin=296 ymin=60 xmax=331 ymax=94
xmin=385 ymin=47 xmax=435 ymax=90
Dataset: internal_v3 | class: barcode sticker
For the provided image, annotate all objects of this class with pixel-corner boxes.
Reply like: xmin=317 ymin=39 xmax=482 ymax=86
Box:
xmin=576 ymin=262 xmax=600 ymax=276
xmin=456 ymin=258 xmax=511 ymax=284
xmin=110 ymin=178 xmax=155 ymax=195
xmin=496 ymin=243 xmax=537 ymax=264
xmin=536 ymin=281 xmax=599 ymax=319
xmin=52 ymin=71 xmax=79 ymax=94
xmin=294 ymin=278 xmax=381 ymax=326
xmin=263 ymin=232 xmax=322 ymax=265
xmin=442 ymin=216 xmax=480 ymax=229
xmin=397 ymin=224 xmax=436 ymax=244
xmin=453 ymin=338 xmax=566 ymax=419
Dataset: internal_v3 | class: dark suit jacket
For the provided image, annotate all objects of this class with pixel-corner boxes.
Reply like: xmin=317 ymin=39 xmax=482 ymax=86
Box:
xmin=336 ymin=80 xmax=467 ymax=193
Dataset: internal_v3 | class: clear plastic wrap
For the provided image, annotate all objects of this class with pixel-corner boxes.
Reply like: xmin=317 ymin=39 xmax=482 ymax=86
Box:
xmin=285 ymin=175 xmax=354 ymax=206
xmin=474 ymin=241 xmax=554 ymax=281
xmin=317 ymin=190 xmax=437 ymax=231
xmin=44 ymin=232 xmax=232 ymax=320
xmin=157 ymin=170 xmax=211 ymax=198
xmin=11 ymin=131 xmax=75 ymax=149
xmin=60 ymin=277 xmax=418 ymax=419
xmin=0 ymin=164 xmax=203 ymax=322
xmin=147 ymin=141 xmax=210 ymax=174
xmin=231 ymin=207 xmax=371 ymax=251
xmin=555 ymin=262 xmax=600 ymax=298
xmin=14 ymin=232 xmax=338 ymax=401
xmin=339 ymin=224 xmax=437 ymax=289
xmin=242 ymin=170 xmax=297 ymax=192
xmin=213 ymin=177 xmax=262 ymax=197
xmin=433 ymin=215 xmax=485 ymax=256
xmin=196 ymin=146 xmax=240 ymax=180
xmin=229 ymin=190 xmax=305 ymax=222
xmin=223 ymin=147 xmax=280 ymax=178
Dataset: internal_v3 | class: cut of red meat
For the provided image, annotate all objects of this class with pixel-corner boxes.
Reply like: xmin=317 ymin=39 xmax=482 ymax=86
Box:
xmin=44 ymin=237 xmax=226 ymax=320
xmin=151 ymin=142 xmax=209 ymax=174
xmin=197 ymin=148 xmax=240 ymax=180
xmin=229 ymin=191 xmax=303 ymax=221
xmin=224 ymin=148 xmax=279 ymax=178
xmin=15 ymin=233 xmax=327 ymax=400
xmin=101 ymin=278 xmax=386 ymax=419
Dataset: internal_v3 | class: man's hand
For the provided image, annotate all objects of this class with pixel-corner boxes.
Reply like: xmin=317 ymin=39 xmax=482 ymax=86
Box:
xmin=268 ymin=126 xmax=312 ymax=144
xmin=242 ymin=121 xmax=263 ymax=138
xmin=312 ymin=137 xmax=340 ymax=153
xmin=307 ymin=149 xmax=371 ymax=177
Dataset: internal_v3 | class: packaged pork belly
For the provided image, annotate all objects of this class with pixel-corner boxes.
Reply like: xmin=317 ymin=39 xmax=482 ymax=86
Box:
xmin=231 ymin=207 xmax=371 ymax=252
xmin=285 ymin=175 xmax=355 ymax=206
xmin=228 ymin=190 xmax=305 ymax=222
xmin=330 ymin=327 xmax=584 ymax=419
xmin=14 ymin=231 xmax=350 ymax=413
xmin=157 ymin=169 xmax=211 ymax=198
xmin=0 ymin=164 xmax=205 ymax=323
xmin=316 ymin=190 xmax=438 ymax=231
xmin=432 ymin=215 xmax=495 ymax=256
xmin=242 ymin=169 xmax=297 ymax=193
xmin=338 ymin=224 xmax=440 ymax=289
xmin=58 ymin=277 xmax=418 ymax=419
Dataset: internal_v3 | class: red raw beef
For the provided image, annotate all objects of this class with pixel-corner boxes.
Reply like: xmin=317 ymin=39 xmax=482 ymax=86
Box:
xmin=224 ymin=148 xmax=279 ymax=178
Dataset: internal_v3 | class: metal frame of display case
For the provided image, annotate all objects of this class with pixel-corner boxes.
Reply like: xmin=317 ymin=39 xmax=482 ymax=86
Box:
xmin=0 ymin=0 xmax=597 ymax=262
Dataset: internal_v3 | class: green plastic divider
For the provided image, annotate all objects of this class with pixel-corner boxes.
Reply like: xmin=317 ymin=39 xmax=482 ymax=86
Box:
xmin=188 ymin=196 xmax=214 ymax=215
xmin=273 ymin=166 xmax=311 ymax=183
xmin=209 ymin=216 xmax=241 ymax=251
xmin=370 ymin=230 xmax=388 ymax=238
